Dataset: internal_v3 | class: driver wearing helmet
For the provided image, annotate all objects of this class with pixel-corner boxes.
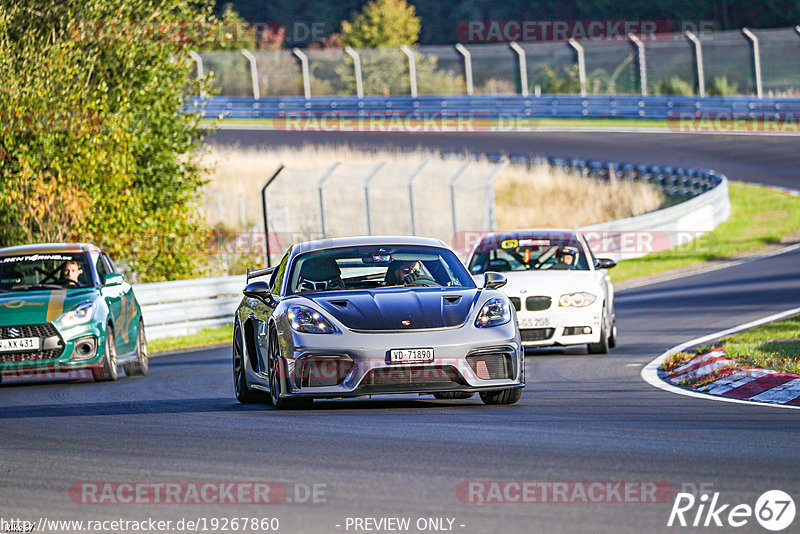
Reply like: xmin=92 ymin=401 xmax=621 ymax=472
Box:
xmin=551 ymin=246 xmax=577 ymax=270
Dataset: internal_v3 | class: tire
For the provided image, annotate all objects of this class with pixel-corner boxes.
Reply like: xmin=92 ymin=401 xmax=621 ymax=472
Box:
xmin=93 ymin=327 xmax=118 ymax=381
xmin=123 ymin=320 xmax=148 ymax=377
xmin=479 ymin=388 xmax=522 ymax=405
xmin=433 ymin=392 xmax=474 ymax=400
xmin=587 ymin=305 xmax=610 ymax=354
xmin=233 ymin=323 xmax=269 ymax=404
xmin=608 ymin=322 xmax=617 ymax=349
xmin=268 ymin=329 xmax=311 ymax=410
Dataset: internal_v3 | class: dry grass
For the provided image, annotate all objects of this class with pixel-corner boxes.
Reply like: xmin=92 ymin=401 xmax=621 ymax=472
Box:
xmin=494 ymin=164 xmax=664 ymax=229
xmin=199 ymin=145 xmax=664 ymax=232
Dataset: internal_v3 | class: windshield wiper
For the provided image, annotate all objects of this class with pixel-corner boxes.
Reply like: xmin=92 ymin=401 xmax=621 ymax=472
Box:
xmin=11 ymin=283 xmax=66 ymax=291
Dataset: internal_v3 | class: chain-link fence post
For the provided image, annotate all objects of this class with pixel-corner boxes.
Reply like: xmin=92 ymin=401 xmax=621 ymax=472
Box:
xmin=344 ymin=47 xmax=364 ymax=98
xmin=407 ymin=160 xmax=430 ymax=235
xmin=292 ymin=48 xmax=311 ymax=99
xmin=454 ymin=44 xmax=473 ymax=96
xmin=363 ymin=162 xmax=386 ymax=235
xmin=741 ymin=28 xmax=763 ymax=98
xmin=482 ymin=158 xmax=508 ymax=231
xmin=400 ymin=45 xmax=418 ymax=98
xmin=685 ymin=31 xmax=705 ymax=97
xmin=568 ymin=39 xmax=587 ymax=96
xmin=449 ymin=162 xmax=471 ymax=236
xmin=188 ymin=51 xmax=205 ymax=99
xmin=240 ymin=50 xmax=260 ymax=99
xmin=628 ymin=33 xmax=648 ymax=96
xmin=509 ymin=42 xmax=528 ymax=96
xmin=317 ymin=163 xmax=341 ymax=238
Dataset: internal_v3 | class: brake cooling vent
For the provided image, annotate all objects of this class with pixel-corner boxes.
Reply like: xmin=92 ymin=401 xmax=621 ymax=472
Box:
xmin=466 ymin=352 xmax=514 ymax=380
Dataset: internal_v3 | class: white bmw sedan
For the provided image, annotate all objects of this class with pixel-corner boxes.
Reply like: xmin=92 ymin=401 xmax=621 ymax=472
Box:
xmin=466 ymin=229 xmax=617 ymax=353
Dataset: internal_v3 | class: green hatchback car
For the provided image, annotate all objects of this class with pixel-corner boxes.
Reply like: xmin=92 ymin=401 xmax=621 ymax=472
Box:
xmin=0 ymin=243 xmax=147 ymax=383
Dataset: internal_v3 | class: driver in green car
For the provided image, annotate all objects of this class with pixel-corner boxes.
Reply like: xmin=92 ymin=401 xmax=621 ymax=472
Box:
xmin=62 ymin=260 xmax=83 ymax=288
xmin=0 ymin=243 xmax=148 ymax=384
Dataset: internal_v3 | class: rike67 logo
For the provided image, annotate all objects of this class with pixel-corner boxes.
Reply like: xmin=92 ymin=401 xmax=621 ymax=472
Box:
xmin=668 ymin=488 xmax=795 ymax=531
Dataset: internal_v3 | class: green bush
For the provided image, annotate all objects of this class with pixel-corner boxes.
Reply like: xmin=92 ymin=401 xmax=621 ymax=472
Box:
xmin=708 ymin=76 xmax=739 ymax=96
xmin=0 ymin=0 xmax=212 ymax=282
xmin=654 ymin=76 xmax=694 ymax=95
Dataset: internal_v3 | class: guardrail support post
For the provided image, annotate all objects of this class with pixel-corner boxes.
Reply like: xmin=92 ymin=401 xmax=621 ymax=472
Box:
xmin=408 ymin=160 xmax=430 ymax=235
xmin=400 ymin=45 xmax=418 ymax=98
xmin=508 ymin=42 xmax=528 ymax=96
xmin=261 ymin=165 xmax=285 ymax=267
xmin=188 ymin=51 xmax=206 ymax=99
xmin=292 ymin=48 xmax=311 ymax=99
xmin=317 ymin=163 xmax=341 ymax=239
xmin=628 ymin=33 xmax=648 ymax=96
xmin=363 ymin=162 xmax=386 ymax=235
xmin=241 ymin=50 xmax=261 ymax=99
xmin=344 ymin=47 xmax=364 ymax=98
xmin=684 ymin=31 xmax=705 ymax=97
xmin=454 ymin=43 xmax=473 ymax=96
xmin=568 ymin=39 xmax=587 ymax=96
xmin=741 ymin=28 xmax=763 ymax=99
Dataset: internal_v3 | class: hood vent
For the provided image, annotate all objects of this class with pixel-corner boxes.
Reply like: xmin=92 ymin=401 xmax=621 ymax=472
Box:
xmin=443 ymin=295 xmax=462 ymax=304
xmin=328 ymin=300 xmax=348 ymax=308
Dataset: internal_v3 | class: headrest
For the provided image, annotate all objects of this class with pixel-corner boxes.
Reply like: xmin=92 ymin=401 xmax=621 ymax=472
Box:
xmin=298 ymin=256 xmax=341 ymax=282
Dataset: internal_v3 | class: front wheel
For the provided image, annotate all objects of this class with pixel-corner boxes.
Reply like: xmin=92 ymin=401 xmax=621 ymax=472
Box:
xmin=587 ymin=305 xmax=610 ymax=354
xmin=268 ymin=329 xmax=311 ymax=410
xmin=93 ymin=327 xmax=118 ymax=381
xmin=233 ymin=323 xmax=269 ymax=404
xmin=480 ymin=388 xmax=522 ymax=405
xmin=123 ymin=320 xmax=148 ymax=377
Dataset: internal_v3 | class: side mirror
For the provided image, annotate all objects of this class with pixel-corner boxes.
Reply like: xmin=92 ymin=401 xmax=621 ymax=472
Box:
xmin=483 ymin=271 xmax=507 ymax=290
xmin=595 ymin=258 xmax=617 ymax=270
xmin=243 ymin=281 xmax=274 ymax=302
xmin=103 ymin=273 xmax=125 ymax=286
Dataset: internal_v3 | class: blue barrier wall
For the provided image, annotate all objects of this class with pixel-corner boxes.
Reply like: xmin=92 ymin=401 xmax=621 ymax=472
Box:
xmin=189 ymin=94 xmax=800 ymax=121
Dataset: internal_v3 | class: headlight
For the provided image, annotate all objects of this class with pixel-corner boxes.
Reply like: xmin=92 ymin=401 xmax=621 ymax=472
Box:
xmin=287 ymin=305 xmax=336 ymax=334
xmin=59 ymin=301 xmax=95 ymax=326
xmin=475 ymin=297 xmax=511 ymax=328
xmin=558 ymin=292 xmax=597 ymax=307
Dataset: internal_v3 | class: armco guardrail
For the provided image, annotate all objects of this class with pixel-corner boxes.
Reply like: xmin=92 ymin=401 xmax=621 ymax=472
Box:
xmin=137 ymin=154 xmax=729 ymax=339
xmin=134 ymin=275 xmax=244 ymax=340
xmin=189 ymin=94 xmax=800 ymax=122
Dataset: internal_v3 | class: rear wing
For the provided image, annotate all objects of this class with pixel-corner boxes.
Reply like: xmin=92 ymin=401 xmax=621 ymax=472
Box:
xmin=247 ymin=266 xmax=275 ymax=282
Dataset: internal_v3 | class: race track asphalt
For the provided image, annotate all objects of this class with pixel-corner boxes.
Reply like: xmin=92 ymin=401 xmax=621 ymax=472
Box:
xmin=1 ymin=129 xmax=798 ymax=534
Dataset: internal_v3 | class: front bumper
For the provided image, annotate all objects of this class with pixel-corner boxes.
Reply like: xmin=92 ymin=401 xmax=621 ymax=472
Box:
xmin=265 ymin=321 xmax=524 ymax=399
xmin=515 ymin=305 xmax=603 ymax=347
xmin=0 ymin=322 xmax=105 ymax=376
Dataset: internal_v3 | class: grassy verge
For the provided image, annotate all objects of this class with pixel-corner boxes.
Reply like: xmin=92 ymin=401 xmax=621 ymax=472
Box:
xmin=149 ymin=325 xmax=232 ymax=355
xmin=612 ymin=181 xmax=800 ymax=281
xmin=661 ymin=314 xmax=800 ymax=376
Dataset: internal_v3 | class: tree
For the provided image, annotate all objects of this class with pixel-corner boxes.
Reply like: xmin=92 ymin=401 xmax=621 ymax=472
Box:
xmin=0 ymin=0 xmax=212 ymax=281
xmin=341 ymin=0 xmax=421 ymax=48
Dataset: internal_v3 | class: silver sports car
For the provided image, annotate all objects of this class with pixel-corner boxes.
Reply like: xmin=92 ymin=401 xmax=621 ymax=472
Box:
xmin=232 ymin=236 xmax=524 ymax=409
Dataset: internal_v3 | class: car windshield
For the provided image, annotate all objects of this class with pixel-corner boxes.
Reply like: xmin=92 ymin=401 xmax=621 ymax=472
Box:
xmin=287 ymin=245 xmax=476 ymax=294
xmin=0 ymin=252 xmax=93 ymax=291
xmin=469 ymin=235 xmax=591 ymax=273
